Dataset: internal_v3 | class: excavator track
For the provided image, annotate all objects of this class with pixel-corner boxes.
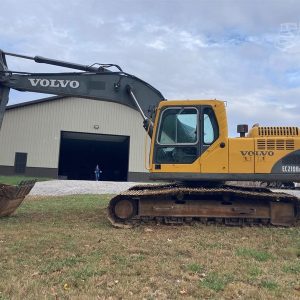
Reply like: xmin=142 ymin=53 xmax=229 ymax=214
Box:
xmin=0 ymin=180 xmax=35 ymax=217
xmin=108 ymin=183 xmax=300 ymax=228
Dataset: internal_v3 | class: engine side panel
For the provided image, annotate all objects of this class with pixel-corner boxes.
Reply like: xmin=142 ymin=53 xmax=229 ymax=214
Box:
xmin=255 ymin=138 xmax=300 ymax=173
xmin=271 ymin=150 xmax=300 ymax=174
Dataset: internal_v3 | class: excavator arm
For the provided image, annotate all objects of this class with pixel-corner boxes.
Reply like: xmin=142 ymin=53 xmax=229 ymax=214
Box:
xmin=0 ymin=50 xmax=165 ymax=135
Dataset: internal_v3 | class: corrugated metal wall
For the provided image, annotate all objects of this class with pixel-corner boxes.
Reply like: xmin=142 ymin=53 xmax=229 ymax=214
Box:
xmin=0 ymin=97 xmax=148 ymax=172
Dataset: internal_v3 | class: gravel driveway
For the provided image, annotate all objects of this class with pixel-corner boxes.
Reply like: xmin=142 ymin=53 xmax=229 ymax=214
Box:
xmin=29 ymin=180 xmax=300 ymax=198
xmin=29 ymin=180 xmax=139 ymax=196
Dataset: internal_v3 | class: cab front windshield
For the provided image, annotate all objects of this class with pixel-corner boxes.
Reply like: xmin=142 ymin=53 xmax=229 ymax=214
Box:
xmin=155 ymin=107 xmax=198 ymax=164
xmin=157 ymin=108 xmax=198 ymax=145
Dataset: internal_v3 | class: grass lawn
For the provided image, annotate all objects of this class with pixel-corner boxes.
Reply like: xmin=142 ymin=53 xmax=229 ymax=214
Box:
xmin=0 ymin=195 xmax=299 ymax=299
xmin=0 ymin=175 xmax=51 ymax=186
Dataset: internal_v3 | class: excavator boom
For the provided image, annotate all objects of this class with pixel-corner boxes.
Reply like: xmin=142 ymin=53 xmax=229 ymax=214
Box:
xmin=0 ymin=50 xmax=165 ymax=131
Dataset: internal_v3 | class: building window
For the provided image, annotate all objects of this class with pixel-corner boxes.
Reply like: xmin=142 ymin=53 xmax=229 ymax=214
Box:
xmin=14 ymin=152 xmax=27 ymax=174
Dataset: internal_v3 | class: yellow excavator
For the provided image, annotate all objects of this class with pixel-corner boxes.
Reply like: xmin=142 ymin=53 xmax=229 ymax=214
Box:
xmin=0 ymin=50 xmax=299 ymax=227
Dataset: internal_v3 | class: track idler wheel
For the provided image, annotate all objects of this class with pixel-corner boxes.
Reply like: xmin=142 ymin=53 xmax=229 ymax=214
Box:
xmin=108 ymin=197 xmax=138 ymax=228
xmin=114 ymin=199 xmax=137 ymax=220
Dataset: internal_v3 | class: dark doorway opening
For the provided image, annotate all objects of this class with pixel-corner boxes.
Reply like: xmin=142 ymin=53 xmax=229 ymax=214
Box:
xmin=14 ymin=152 xmax=27 ymax=174
xmin=58 ymin=131 xmax=130 ymax=181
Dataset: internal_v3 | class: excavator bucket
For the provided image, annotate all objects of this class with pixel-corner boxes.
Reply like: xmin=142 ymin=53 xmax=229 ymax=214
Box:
xmin=0 ymin=180 xmax=35 ymax=217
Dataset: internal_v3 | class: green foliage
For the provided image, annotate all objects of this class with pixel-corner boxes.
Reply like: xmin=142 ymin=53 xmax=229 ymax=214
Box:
xmin=260 ymin=280 xmax=279 ymax=290
xmin=247 ymin=265 xmax=263 ymax=278
xmin=112 ymin=254 xmax=129 ymax=267
xmin=0 ymin=175 xmax=50 ymax=185
xmin=130 ymin=254 xmax=145 ymax=262
xmin=40 ymin=256 xmax=85 ymax=274
xmin=186 ymin=263 xmax=204 ymax=273
xmin=282 ymin=262 xmax=300 ymax=274
xmin=70 ymin=266 xmax=106 ymax=281
xmin=200 ymin=272 xmax=233 ymax=292
xmin=236 ymin=248 xmax=273 ymax=262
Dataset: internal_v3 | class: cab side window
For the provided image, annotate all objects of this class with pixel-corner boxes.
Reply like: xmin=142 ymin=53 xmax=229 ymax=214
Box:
xmin=203 ymin=107 xmax=219 ymax=145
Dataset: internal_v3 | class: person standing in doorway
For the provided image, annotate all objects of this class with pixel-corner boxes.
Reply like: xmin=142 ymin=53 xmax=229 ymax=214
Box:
xmin=94 ymin=164 xmax=102 ymax=181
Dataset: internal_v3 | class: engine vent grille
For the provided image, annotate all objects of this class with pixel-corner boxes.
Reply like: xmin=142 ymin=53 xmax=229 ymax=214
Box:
xmin=258 ymin=127 xmax=299 ymax=136
xmin=257 ymin=139 xmax=295 ymax=150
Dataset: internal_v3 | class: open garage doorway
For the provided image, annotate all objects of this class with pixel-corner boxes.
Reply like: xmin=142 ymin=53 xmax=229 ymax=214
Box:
xmin=58 ymin=131 xmax=130 ymax=181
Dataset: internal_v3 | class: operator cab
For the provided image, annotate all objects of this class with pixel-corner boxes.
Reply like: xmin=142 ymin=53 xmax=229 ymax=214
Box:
xmin=152 ymin=101 xmax=220 ymax=165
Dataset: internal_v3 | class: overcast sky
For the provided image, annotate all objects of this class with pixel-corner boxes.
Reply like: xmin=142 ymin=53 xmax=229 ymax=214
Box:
xmin=1 ymin=0 xmax=300 ymax=135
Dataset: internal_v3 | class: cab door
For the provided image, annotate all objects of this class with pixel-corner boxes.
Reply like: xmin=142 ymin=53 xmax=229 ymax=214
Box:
xmin=199 ymin=106 xmax=228 ymax=173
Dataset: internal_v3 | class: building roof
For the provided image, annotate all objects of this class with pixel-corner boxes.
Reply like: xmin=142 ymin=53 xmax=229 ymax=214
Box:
xmin=6 ymin=96 xmax=66 ymax=110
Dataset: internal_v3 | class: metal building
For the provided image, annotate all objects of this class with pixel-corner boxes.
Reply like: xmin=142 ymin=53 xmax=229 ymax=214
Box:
xmin=0 ymin=96 xmax=150 ymax=181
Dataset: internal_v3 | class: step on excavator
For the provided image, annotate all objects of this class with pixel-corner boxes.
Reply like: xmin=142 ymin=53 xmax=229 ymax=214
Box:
xmin=0 ymin=50 xmax=299 ymax=226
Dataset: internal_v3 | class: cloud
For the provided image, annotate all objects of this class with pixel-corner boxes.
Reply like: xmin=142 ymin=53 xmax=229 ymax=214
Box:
xmin=1 ymin=0 xmax=300 ymax=135
xmin=146 ymin=39 xmax=167 ymax=50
